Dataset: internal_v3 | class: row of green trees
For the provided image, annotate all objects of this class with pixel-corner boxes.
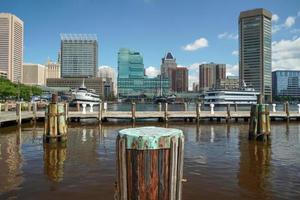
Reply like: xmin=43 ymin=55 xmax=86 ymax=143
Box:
xmin=0 ymin=77 xmax=42 ymax=101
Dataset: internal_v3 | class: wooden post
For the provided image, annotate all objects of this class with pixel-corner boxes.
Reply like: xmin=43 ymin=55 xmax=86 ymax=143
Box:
xmin=249 ymin=103 xmax=270 ymax=141
xmin=5 ymin=101 xmax=8 ymax=112
xmin=33 ymin=102 xmax=37 ymax=121
xmin=131 ymin=102 xmax=136 ymax=123
xmin=164 ymin=102 xmax=168 ymax=122
xmin=158 ymin=102 xmax=162 ymax=112
xmin=16 ymin=102 xmax=22 ymax=125
xmin=64 ymin=103 xmax=69 ymax=122
xmin=98 ymin=100 xmax=103 ymax=122
xmin=196 ymin=103 xmax=201 ymax=122
xmin=28 ymin=102 xmax=32 ymax=112
xmin=184 ymin=102 xmax=187 ymax=111
xmin=116 ymin=127 xmax=184 ymax=200
xmin=285 ymin=102 xmax=290 ymax=122
xmin=44 ymin=94 xmax=67 ymax=144
xmin=226 ymin=104 xmax=231 ymax=122
xmin=76 ymin=102 xmax=80 ymax=112
xmin=234 ymin=103 xmax=238 ymax=112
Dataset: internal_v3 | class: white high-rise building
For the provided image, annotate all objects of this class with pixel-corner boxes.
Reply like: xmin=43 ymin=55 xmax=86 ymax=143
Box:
xmin=23 ymin=63 xmax=46 ymax=86
xmin=0 ymin=13 xmax=23 ymax=83
xmin=98 ymin=66 xmax=117 ymax=95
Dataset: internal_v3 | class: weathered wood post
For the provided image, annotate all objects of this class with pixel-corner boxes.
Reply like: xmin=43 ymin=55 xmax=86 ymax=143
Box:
xmin=210 ymin=103 xmax=214 ymax=115
xmin=43 ymin=143 xmax=67 ymax=182
xmin=164 ymin=102 xmax=168 ymax=122
xmin=98 ymin=100 xmax=103 ymax=122
xmin=196 ymin=102 xmax=201 ymax=122
xmin=285 ymin=102 xmax=290 ymax=122
xmin=158 ymin=102 xmax=162 ymax=112
xmin=248 ymin=94 xmax=270 ymax=141
xmin=184 ymin=102 xmax=187 ymax=111
xmin=226 ymin=104 xmax=231 ymax=122
xmin=76 ymin=102 xmax=80 ymax=111
xmin=44 ymin=94 xmax=67 ymax=144
xmin=33 ymin=102 xmax=37 ymax=121
xmin=16 ymin=102 xmax=22 ymax=125
xmin=272 ymin=104 xmax=276 ymax=112
xmin=116 ymin=126 xmax=184 ymax=200
xmin=131 ymin=102 xmax=136 ymax=123
xmin=64 ymin=102 xmax=69 ymax=122
xmin=4 ymin=101 xmax=8 ymax=112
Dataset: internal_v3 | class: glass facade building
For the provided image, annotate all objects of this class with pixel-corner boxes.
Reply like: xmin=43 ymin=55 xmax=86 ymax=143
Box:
xmin=272 ymin=70 xmax=300 ymax=97
xmin=60 ymin=34 xmax=98 ymax=78
xmin=239 ymin=9 xmax=272 ymax=102
xmin=117 ymin=48 xmax=169 ymax=97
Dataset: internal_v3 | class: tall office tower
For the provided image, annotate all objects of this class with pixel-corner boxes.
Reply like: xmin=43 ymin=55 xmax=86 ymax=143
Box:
xmin=0 ymin=13 xmax=23 ymax=83
xmin=117 ymin=48 xmax=169 ymax=97
xmin=272 ymin=70 xmax=300 ymax=97
xmin=118 ymin=48 xmax=144 ymax=79
xmin=161 ymin=52 xmax=177 ymax=78
xmin=199 ymin=63 xmax=226 ymax=91
xmin=239 ymin=8 xmax=272 ymax=102
xmin=171 ymin=67 xmax=189 ymax=92
xmin=45 ymin=60 xmax=60 ymax=79
xmin=60 ymin=34 xmax=98 ymax=78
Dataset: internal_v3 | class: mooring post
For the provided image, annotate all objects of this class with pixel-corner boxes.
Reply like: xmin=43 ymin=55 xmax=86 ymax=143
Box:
xmin=285 ymin=101 xmax=290 ymax=122
xmin=131 ymin=102 xmax=136 ymax=123
xmin=28 ymin=102 xmax=32 ymax=112
xmin=226 ymin=104 xmax=231 ymax=122
xmin=196 ymin=102 xmax=201 ymax=122
xmin=158 ymin=102 xmax=162 ymax=112
xmin=16 ymin=102 xmax=22 ymax=125
xmin=33 ymin=102 xmax=37 ymax=121
xmin=184 ymin=102 xmax=187 ymax=111
xmin=164 ymin=102 xmax=168 ymax=122
xmin=210 ymin=103 xmax=214 ymax=115
xmin=116 ymin=126 xmax=184 ymax=200
xmin=98 ymin=100 xmax=102 ymax=122
xmin=64 ymin=102 xmax=69 ymax=121
xmin=5 ymin=101 xmax=8 ymax=112
xmin=76 ymin=102 xmax=80 ymax=112
xmin=272 ymin=104 xmax=276 ymax=112
xmin=248 ymin=94 xmax=270 ymax=141
xmin=44 ymin=94 xmax=67 ymax=144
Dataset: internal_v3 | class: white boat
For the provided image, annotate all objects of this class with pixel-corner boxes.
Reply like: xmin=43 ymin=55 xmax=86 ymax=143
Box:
xmin=71 ymin=80 xmax=100 ymax=104
xmin=203 ymin=83 xmax=259 ymax=106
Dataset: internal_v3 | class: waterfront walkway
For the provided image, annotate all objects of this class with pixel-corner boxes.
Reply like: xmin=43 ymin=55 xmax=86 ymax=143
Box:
xmin=1 ymin=109 xmax=300 ymax=126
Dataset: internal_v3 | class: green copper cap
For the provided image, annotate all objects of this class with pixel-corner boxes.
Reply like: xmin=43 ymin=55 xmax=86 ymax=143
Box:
xmin=118 ymin=126 xmax=183 ymax=150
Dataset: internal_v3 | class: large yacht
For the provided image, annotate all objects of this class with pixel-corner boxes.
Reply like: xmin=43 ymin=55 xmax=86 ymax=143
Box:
xmin=203 ymin=82 xmax=259 ymax=106
xmin=71 ymin=80 xmax=100 ymax=104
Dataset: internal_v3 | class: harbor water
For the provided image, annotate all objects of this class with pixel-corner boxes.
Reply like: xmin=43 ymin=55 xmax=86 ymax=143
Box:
xmin=0 ymin=121 xmax=300 ymax=199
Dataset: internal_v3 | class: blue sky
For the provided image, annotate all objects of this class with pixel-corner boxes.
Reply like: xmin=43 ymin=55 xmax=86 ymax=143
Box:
xmin=1 ymin=0 xmax=300 ymax=88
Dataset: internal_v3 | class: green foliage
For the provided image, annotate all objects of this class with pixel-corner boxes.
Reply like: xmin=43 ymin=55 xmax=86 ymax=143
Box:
xmin=0 ymin=77 xmax=42 ymax=101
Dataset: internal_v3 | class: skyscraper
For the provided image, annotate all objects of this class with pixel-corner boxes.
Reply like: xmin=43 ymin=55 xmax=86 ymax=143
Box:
xmin=199 ymin=63 xmax=226 ymax=91
xmin=272 ymin=70 xmax=300 ymax=97
xmin=239 ymin=8 xmax=272 ymax=102
xmin=171 ymin=67 xmax=189 ymax=92
xmin=117 ymin=48 xmax=169 ymax=97
xmin=23 ymin=63 xmax=46 ymax=86
xmin=45 ymin=60 xmax=60 ymax=79
xmin=60 ymin=34 xmax=98 ymax=78
xmin=161 ymin=52 xmax=177 ymax=78
xmin=0 ymin=13 xmax=23 ymax=83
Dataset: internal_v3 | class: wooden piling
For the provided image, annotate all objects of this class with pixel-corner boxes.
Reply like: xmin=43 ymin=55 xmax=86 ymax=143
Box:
xmin=234 ymin=103 xmax=238 ymax=112
xmin=164 ymin=103 xmax=168 ymax=122
xmin=33 ymin=102 xmax=37 ymax=121
xmin=196 ymin=103 xmax=200 ymax=122
xmin=98 ymin=100 xmax=103 ymax=122
xmin=44 ymin=94 xmax=67 ymax=144
xmin=226 ymin=104 xmax=231 ymax=122
xmin=76 ymin=102 xmax=80 ymax=111
xmin=4 ymin=101 xmax=8 ymax=112
xmin=285 ymin=102 xmax=290 ymax=122
xmin=16 ymin=102 xmax=22 ymax=125
xmin=116 ymin=126 xmax=184 ymax=200
xmin=158 ymin=102 xmax=162 ymax=112
xmin=131 ymin=102 xmax=136 ymax=123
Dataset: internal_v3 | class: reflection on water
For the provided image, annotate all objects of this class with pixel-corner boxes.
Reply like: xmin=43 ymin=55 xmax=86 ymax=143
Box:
xmin=43 ymin=144 xmax=67 ymax=182
xmin=0 ymin=122 xmax=300 ymax=199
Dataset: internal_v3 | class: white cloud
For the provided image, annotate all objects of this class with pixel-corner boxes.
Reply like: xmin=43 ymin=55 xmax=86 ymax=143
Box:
xmin=272 ymin=14 xmax=279 ymax=23
xmin=284 ymin=16 xmax=296 ymax=28
xmin=232 ymin=50 xmax=238 ymax=56
xmin=145 ymin=66 xmax=160 ymax=77
xmin=182 ymin=38 xmax=208 ymax=51
xmin=272 ymin=37 xmax=300 ymax=71
xmin=218 ymin=32 xmax=238 ymax=40
xmin=226 ymin=64 xmax=239 ymax=76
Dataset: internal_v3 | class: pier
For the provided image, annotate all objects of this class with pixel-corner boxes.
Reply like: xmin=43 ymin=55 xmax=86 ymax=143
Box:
xmin=1 ymin=102 xmax=300 ymax=126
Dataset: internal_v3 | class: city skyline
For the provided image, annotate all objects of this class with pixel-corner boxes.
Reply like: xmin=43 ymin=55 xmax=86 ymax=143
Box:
xmin=0 ymin=0 xmax=300 ymax=89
